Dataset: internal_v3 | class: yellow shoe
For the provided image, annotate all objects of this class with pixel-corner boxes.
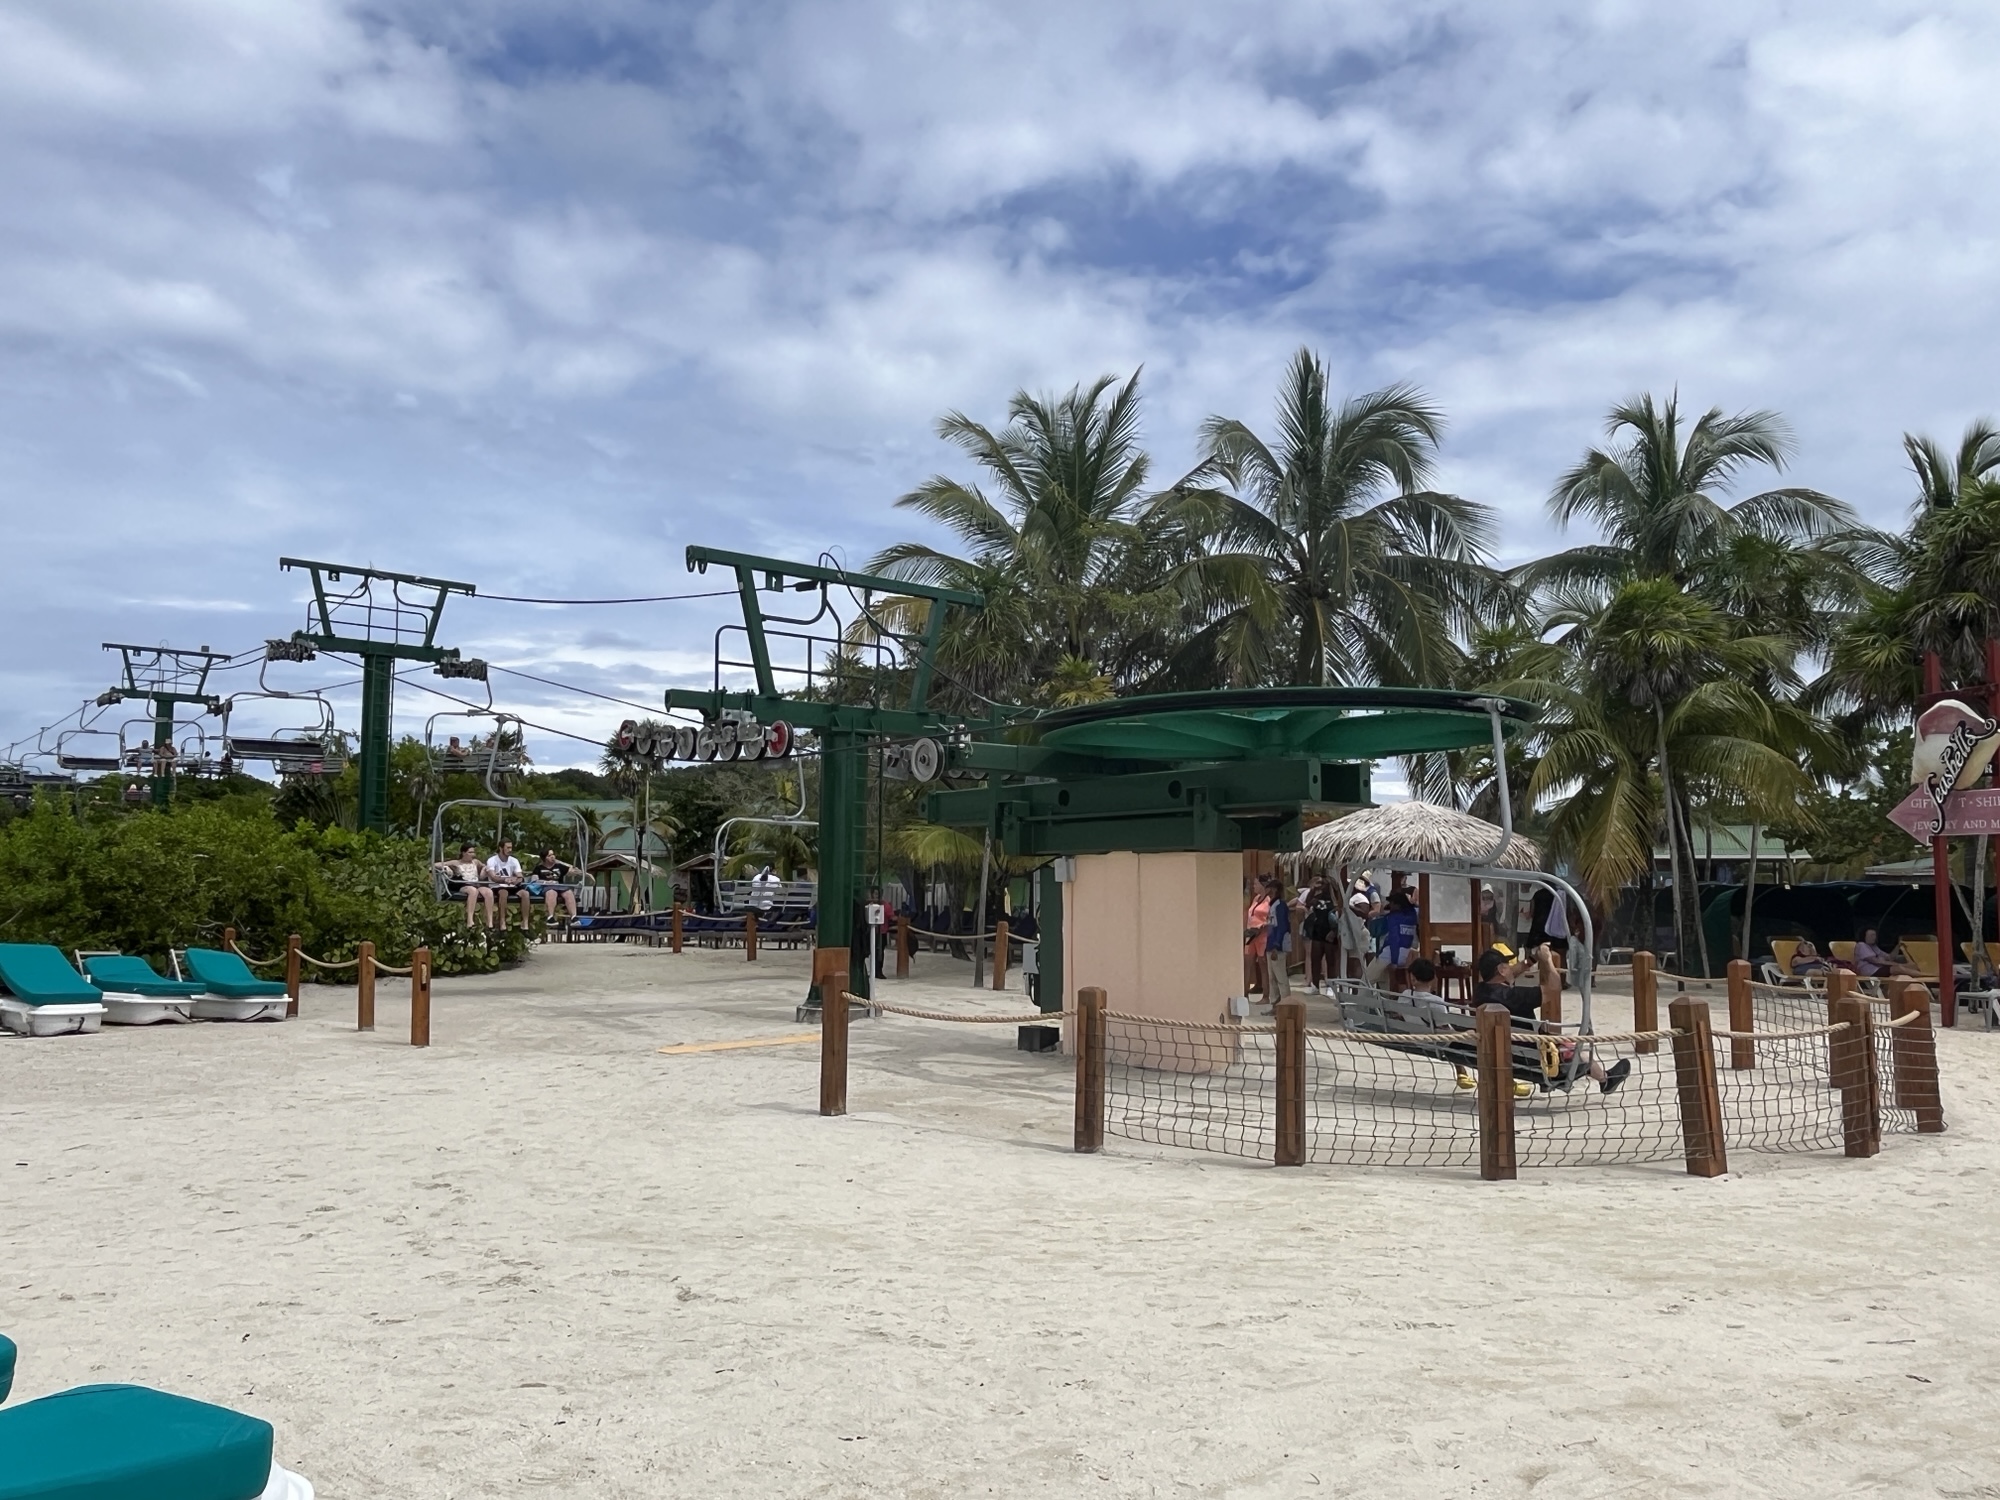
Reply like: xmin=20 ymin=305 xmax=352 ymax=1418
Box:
xmin=1455 ymin=1071 xmax=1477 ymax=1091
xmin=1513 ymin=1081 xmax=1532 ymax=1098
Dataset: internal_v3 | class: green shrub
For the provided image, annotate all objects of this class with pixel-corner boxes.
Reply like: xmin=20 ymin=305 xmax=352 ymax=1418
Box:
xmin=0 ymin=800 xmax=530 ymax=977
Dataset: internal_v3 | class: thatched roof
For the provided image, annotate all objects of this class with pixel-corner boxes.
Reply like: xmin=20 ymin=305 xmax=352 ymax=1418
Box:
xmin=1290 ymin=800 xmax=1544 ymax=871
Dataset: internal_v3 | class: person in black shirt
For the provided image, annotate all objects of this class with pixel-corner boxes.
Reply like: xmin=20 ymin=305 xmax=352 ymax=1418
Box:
xmin=1473 ymin=944 xmax=1630 ymax=1094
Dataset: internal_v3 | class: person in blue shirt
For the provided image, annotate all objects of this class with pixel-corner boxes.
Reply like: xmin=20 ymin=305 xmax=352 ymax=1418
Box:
xmin=1260 ymin=874 xmax=1294 ymax=1006
xmin=1366 ymin=888 xmax=1421 ymax=984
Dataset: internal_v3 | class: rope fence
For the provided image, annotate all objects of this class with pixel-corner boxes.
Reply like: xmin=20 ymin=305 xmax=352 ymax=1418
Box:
xmin=816 ymin=965 xmax=1947 ymax=1177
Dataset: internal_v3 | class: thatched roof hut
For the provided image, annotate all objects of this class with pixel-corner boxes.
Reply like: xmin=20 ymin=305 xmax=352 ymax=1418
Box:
xmin=1290 ymin=800 xmax=1543 ymax=872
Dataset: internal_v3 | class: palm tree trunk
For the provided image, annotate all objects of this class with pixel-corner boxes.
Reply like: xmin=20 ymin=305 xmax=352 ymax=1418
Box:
xmin=970 ymin=827 xmax=993 ymax=988
xmin=1741 ymin=822 xmax=1760 ymax=962
xmin=1678 ymin=791 xmax=1713 ymax=977
xmin=1655 ymin=706 xmax=1688 ymax=972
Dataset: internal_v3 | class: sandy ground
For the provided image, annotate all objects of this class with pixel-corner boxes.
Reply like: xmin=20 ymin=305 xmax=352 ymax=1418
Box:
xmin=4 ymin=942 xmax=1998 ymax=1499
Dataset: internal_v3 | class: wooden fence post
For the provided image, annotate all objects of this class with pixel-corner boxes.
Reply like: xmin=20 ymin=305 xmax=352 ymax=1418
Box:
xmin=284 ymin=933 xmax=301 ymax=1017
xmin=670 ymin=902 xmax=683 ymax=954
xmin=745 ymin=909 xmax=758 ymax=961
xmin=992 ymin=920 xmax=1009 ymax=992
xmin=1074 ymin=987 xmax=1107 ymax=1153
xmin=1890 ymin=981 xmax=1946 ymax=1134
xmin=818 ymin=983 xmax=848 ymax=1117
xmin=895 ymin=915 xmax=910 ymax=978
xmin=1726 ymin=958 xmax=1755 ymax=1070
xmin=1274 ymin=996 xmax=1306 ymax=1167
xmin=222 ymin=926 xmax=237 ymax=954
xmin=1633 ymin=951 xmax=1658 ymax=1056
xmin=410 ymin=947 xmax=432 ymax=1048
xmin=1475 ymin=1004 xmax=1517 ymax=1181
xmin=356 ymin=941 xmax=376 ymax=1032
xmin=1827 ymin=965 xmax=1855 ymax=1025
xmin=1830 ymin=994 xmax=1880 ymax=1158
xmin=1668 ymin=996 xmax=1729 ymax=1178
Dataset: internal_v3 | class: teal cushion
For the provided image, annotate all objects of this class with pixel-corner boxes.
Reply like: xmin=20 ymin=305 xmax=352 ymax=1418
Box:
xmin=0 ymin=1384 xmax=272 ymax=1500
xmin=81 ymin=957 xmax=205 ymax=998
xmin=0 ymin=1332 xmax=15 ymax=1403
xmin=0 ymin=946 xmax=101 ymax=1006
xmin=180 ymin=951 xmax=289 ymax=999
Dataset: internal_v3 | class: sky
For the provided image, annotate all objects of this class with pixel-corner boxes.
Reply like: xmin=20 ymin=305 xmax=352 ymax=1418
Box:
xmin=3 ymin=0 xmax=1997 ymax=775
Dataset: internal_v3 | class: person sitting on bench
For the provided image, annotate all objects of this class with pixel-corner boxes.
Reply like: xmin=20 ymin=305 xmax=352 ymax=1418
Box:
xmin=433 ymin=842 xmax=493 ymax=929
xmin=1476 ymin=945 xmax=1630 ymax=1094
xmin=529 ymin=848 xmax=580 ymax=922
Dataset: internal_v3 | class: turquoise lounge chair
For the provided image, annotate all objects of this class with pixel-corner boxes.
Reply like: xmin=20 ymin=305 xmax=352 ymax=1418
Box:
xmin=179 ymin=949 xmax=290 ymax=1022
xmin=0 ymin=943 xmax=106 ymax=1037
xmin=80 ymin=954 xmax=205 ymax=1026
xmin=0 ymin=1333 xmax=312 ymax=1500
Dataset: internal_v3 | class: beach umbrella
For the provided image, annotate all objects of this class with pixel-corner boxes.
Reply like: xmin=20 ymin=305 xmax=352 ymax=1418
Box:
xmin=1287 ymin=800 xmax=1543 ymax=873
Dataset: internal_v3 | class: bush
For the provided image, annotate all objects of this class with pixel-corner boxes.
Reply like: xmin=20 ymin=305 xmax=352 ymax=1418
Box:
xmin=0 ymin=799 xmax=530 ymax=977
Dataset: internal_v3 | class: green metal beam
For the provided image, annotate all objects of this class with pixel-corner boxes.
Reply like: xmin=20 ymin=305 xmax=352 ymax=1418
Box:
xmin=926 ymin=759 xmax=1366 ymax=826
xmin=686 ymin=546 xmax=983 ymax=609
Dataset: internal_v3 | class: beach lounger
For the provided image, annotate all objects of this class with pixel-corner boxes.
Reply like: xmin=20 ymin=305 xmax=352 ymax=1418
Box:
xmin=0 ymin=1334 xmax=313 ymax=1500
xmin=79 ymin=953 xmax=204 ymax=1025
xmin=178 ymin=949 xmax=290 ymax=1022
xmin=0 ymin=943 xmax=106 ymax=1037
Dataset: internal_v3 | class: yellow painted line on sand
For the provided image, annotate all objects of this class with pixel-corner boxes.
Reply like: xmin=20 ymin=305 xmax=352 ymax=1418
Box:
xmin=658 ymin=1032 xmax=821 ymax=1056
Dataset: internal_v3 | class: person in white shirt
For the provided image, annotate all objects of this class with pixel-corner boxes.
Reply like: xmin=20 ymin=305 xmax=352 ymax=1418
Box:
xmin=485 ymin=840 xmax=530 ymax=931
xmin=751 ymin=864 xmax=782 ymax=912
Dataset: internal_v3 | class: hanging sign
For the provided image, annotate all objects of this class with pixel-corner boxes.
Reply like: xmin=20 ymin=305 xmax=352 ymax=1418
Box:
xmin=1903 ymin=698 xmax=2000 ymax=839
xmin=1889 ymin=785 xmax=2000 ymax=841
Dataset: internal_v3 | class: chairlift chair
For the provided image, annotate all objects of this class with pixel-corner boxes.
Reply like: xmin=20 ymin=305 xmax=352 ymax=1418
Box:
xmin=54 ymin=728 xmax=123 ymax=774
xmin=220 ymin=687 xmax=348 ymax=777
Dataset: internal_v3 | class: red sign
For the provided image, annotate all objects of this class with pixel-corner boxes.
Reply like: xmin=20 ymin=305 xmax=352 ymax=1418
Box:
xmin=1888 ymin=786 xmax=2000 ymax=841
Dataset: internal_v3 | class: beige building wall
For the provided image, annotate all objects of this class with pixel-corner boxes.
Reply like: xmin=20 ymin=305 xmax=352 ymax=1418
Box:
xmin=1063 ymin=851 xmax=1246 ymax=1071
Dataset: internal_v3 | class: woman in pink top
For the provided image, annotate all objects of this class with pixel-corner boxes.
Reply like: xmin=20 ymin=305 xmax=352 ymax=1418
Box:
xmin=1244 ymin=884 xmax=1271 ymax=996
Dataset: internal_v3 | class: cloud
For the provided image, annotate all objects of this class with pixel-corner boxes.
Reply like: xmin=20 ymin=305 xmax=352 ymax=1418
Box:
xmin=4 ymin=0 xmax=1999 ymax=763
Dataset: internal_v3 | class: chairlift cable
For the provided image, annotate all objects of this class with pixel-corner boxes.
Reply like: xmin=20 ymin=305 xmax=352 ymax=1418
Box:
xmin=392 ymin=671 xmax=606 ymax=747
xmin=486 ymin=665 xmax=699 ymax=721
xmin=476 ymin=587 xmax=740 ymax=606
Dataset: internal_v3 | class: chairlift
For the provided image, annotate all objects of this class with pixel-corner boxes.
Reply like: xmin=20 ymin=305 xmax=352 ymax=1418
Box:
xmin=220 ymin=683 xmax=348 ymax=778
xmin=424 ymin=709 xmax=531 ymax=800
xmin=54 ymin=728 xmax=123 ymax=774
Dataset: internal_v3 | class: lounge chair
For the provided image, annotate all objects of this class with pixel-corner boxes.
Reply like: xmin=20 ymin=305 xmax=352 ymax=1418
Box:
xmin=178 ymin=949 xmax=290 ymax=1022
xmin=0 ymin=943 xmax=106 ymax=1037
xmin=0 ymin=1332 xmax=313 ymax=1500
xmin=79 ymin=953 xmax=204 ymax=1025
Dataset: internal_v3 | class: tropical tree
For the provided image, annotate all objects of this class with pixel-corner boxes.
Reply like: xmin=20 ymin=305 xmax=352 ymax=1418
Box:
xmin=869 ymin=371 xmax=1164 ymax=705
xmin=1515 ymin=395 xmax=1856 ymax=971
xmin=1153 ymin=349 xmax=1498 ymax=687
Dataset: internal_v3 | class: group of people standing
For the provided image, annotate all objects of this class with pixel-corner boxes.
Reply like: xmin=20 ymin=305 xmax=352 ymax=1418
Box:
xmin=1243 ymin=871 xmax=1424 ymax=1005
xmin=433 ymin=839 xmax=581 ymax=932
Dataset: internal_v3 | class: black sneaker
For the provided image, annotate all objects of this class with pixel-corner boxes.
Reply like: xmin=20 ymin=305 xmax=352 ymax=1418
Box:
xmin=1601 ymin=1057 xmax=1633 ymax=1094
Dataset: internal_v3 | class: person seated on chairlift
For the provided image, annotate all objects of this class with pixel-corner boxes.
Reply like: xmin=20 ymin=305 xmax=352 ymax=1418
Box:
xmin=445 ymin=735 xmax=468 ymax=761
xmin=1853 ymin=927 xmax=1920 ymax=980
xmin=485 ymin=839 xmax=532 ymax=931
xmin=529 ymin=848 xmax=580 ymax=923
xmin=1790 ymin=939 xmax=1831 ymax=977
xmin=1474 ymin=944 xmax=1632 ymax=1095
xmin=433 ymin=841 xmax=494 ymax=929
xmin=751 ymin=864 xmax=782 ymax=911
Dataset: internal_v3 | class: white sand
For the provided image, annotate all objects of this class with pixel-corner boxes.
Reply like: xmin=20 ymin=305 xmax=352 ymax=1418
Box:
xmin=4 ymin=943 xmax=1997 ymax=1498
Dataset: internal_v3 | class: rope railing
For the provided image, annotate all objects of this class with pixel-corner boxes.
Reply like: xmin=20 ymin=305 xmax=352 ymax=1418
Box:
xmin=298 ymin=952 xmax=360 ymax=971
xmin=862 ymin=999 xmax=1069 ymax=1025
xmin=901 ymin=922 xmax=1039 ymax=947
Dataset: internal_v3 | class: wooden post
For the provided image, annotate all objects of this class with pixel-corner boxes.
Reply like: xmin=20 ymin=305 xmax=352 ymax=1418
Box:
xmin=1726 ymin=957 xmax=1755 ymax=1070
xmin=1633 ymin=951 xmax=1658 ymax=1055
xmin=1539 ymin=954 xmax=1562 ymax=1026
xmin=410 ymin=946 xmax=432 ymax=1048
xmin=1469 ymin=878 xmax=1484 ymax=962
xmin=1668 ymin=996 xmax=1729 ymax=1178
xmin=1830 ymin=994 xmax=1880 ymax=1157
xmin=895 ymin=914 xmax=910 ymax=979
xmin=1475 ymin=1004 xmax=1517 ymax=1181
xmin=670 ymin=902 xmax=683 ymax=954
xmin=992 ymin=919 xmax=1009 ymax=991
xmin=1417 ymin=872 xmax=1432 ymax=957
xmin=744 ymin=909 xmax=758 ymax=961
xmin=1933 ymin=834 xmax=1958 ymax=1028
xmin=1827 ymin=965 xmax=1854 ymax=1026
xmin=1891 ymin=981 xmax=1947 ymax=1133
xmin=284 ymin=932 xmax=301 ymax=1017
xmin=356 ymin=941 xmax=376 ymax=1032
xmin=818 ymin=983 xmax=849 ymax=1117
xmin=223 ymin=925 xmax=237 ymax=954
xmin=1274 ymin=996 xmax=1306 ymax=1167
xmin=1074 ymin=986 xmax=1106 ymax=1153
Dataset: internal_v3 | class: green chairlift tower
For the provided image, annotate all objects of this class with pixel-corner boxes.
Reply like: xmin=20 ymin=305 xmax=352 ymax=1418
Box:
xmin=99 ymin=643 xmax=231 ymax=808
xmin=664 ymin=546 xmax=992 ymax=1009
xmin=279 ymin=558 xmax=479 ymax=834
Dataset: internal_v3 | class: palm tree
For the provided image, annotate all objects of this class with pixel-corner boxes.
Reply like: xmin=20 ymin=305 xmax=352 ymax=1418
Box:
xmin=1517 ymin=395 xmax=1857 ymax=972
xmin=1155 ymin=350 xmax=1497 ymax=687
xmin=599 ymin=722 xmax=676 ymax=911
xmin=869 ymin=372 xmax=1158 ymax=705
